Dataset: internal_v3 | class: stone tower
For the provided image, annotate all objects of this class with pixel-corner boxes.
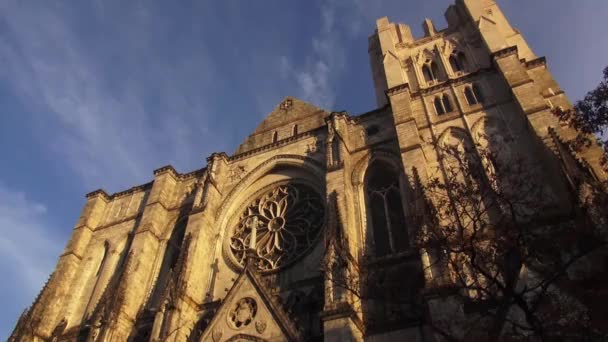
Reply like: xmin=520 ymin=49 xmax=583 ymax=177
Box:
xmin=11 ymin=0 xmax=606 ymax=341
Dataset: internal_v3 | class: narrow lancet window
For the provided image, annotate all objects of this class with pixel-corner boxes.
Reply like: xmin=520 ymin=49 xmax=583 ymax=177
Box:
xmin=422 ymin=64 xmax=434 ymax=82
xmin=473 ymin=84 xmax=484 ymax=104
xmin=442 ymin=94 xmax=453 ymax=112
xmin=434 ymin=97 xmax=445 ymax=115
xmin=366 ymin=162 xmax=408 ymax=256
xmin=465 ymin=86 xmax=477 ymax=105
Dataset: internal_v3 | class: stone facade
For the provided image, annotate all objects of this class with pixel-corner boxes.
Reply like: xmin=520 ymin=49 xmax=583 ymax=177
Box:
xmin=11 ymin=0 xmax=607 ymax=341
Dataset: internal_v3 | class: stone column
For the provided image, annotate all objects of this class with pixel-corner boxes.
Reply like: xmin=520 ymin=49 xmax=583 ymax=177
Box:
xmin=163 ymin=153 xmax=228 ymax=341
xmin=104 ymin=167 xmax=177 ymax=340
xmin=321 ymin=114 xmax=364 ymax=341
xmin=26 ymin=190 xmax=109 ymax=339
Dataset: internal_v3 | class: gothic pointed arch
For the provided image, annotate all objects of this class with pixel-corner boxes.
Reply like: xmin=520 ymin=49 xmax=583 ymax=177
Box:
xmin=464 ymin=86 xmax=477 ymax=105
xmin=216 ymin=155 xmax=326 ymax=278
xmin=199 ymin=267 xmax=302 ymax=342
xmin=437 ymin=126 xmax=483 ymax=184
xmin=364 ymin=159 xmax=409 ymax=256
xmin=471 ymin=116 xmax=513 ymax=174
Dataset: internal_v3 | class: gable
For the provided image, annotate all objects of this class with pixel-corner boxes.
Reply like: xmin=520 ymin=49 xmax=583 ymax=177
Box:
xmin=234 ymin=97 xmax=331 ymax=155
xmin=200 ymin=268 xmax=301 ymax=342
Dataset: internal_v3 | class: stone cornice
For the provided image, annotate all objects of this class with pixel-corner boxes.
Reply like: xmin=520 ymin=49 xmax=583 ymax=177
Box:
xmin=85 ymin=183 xmax=153 ymax=202
xmin=228 ymin=129 xmax=321 ymax=162
xmin=491 ymin=45 xmax=518 ymax=60
xmin=415 ymin=67 xmax=495 ymax=97
xmin=154 ymin=165 xmax=205 ymax=181
xmin=206 ymin=152 xmax=229 ymax=163
xmin=320 ymin=302 xmax=364 ymax=333
xmin=525 ymin=56 xmax=547 ymax=69
xmin=93 ymin=213 xmax=142 ymax=232
xmin=111 ymin=183 xmax=153 ymax=199
xmin=153 ymin=164 xmax=178 ymax=178
xmin=85 ymin=189 xmax=110 ymax=200
xmin=250 ymin=109 xmax=329 ymax=136
xmin=394 ymin=28 xmax=451 ymax=49
xmin=87 ymin=167 xmax=204 ymax=204
xmin=58 ymin=251 xmax=83 ymax=261
xmin=386 ymin=67 xmax=495 ymax=101
xmin=386 ymin=83 xmax=411 ymax=96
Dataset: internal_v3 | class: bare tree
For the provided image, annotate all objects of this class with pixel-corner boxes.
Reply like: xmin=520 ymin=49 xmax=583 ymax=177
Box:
xmin=414 ymin=140 xmax=608 ymax=341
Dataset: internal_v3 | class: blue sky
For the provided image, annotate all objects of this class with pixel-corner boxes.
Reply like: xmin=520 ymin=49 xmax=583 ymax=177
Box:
xmin=0 ymin=0 xmax=607 ymax=337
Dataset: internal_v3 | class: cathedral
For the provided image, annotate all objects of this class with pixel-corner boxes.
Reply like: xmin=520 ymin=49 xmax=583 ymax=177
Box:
xmin=11 ymin=0 xmax=607 ymax=341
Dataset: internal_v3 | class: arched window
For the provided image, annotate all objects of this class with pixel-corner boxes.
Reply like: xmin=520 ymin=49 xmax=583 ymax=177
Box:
xmin=464 ymin=84 xmax=484 ymax=105
xmin=434 ymin=97 xmax=445 ymax=115
xmin=422 ymin=64 xmax=434 ymax=82
xmin=472 ymin=84 xmax=484 ymax=104
xmin=449 ymin=54 xmax=462 ymax=73
xmin=272 ymin=131 xmax=278 ymax=143
xmin=442 ymin=94 xmax=453 ymax=113
xmin=464 ymin=86 xmax=478 ymax=105
xmin=366 ymin=162 xmax=408 ymax=256
xmin=292 ymin=124 xmax=298 ymax=136
xmin=457 ymin=52 xmax=468 ymax=71
xmin=430 ymin=62 xmax=440 ymax=80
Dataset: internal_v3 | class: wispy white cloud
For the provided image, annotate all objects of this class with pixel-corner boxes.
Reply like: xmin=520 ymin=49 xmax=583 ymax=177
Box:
xmin=277 ymin=0 xmax=386 ymax=110
xmin=0 ymin=1 xmax=218 ymax=192
xmin=0 ymin=183 xmax=63 ymax=336
xmin=280 ymin=0 xmax=352 ymax=109
xmin=0 ymin=184 xmax=60 ymax=289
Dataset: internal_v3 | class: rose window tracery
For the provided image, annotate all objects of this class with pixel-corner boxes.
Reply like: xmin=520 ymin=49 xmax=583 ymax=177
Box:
xmin=229 ymin=182 xmax=324 ymax=271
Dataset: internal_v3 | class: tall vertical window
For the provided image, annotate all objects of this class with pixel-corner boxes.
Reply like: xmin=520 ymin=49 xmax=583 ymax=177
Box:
xmin=422 ymin=60 xmax=439 ymax=83
xmin=292 ymin=124 xmax=298 ymax=136
xmin=434 ymin=97 xmax=445 ymax=115
xmin=442 ymin=94 xmax=453 ymax=112
xmin=464 ymin=84 xmax=484 ymax=105
xmin=431 ymin=62 xmax=440 ymax=80
xmin=366 ymin=162 xmax=408 ymax=256
xmin=272 ymin=131 xmax=278 ymax=143
xmin=472 ymin=84 xmax=484 ymax=104
xmin=449 ymin=51 xmax=467 ymax=73
xmin=422 ymin=64 xmax=434 ymax=82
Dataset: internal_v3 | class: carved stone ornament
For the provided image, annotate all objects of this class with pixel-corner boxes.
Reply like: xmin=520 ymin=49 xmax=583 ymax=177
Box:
xmin=212 ymin=328 xmax=223 ymax=341
xmin=229 ymin=182 xmax=324 ymax=271
xmin=228 ymin=297 xmax=258 ymax=329
xmin=255 ymin=320 xmax=267 ymax=334
xmin=279 ymin=99 xmax=293 ymax=111
xmin=305 ymin=137 xmax=323 ymax=156
xmin=229 ymin=165 xmax=247 ymax=182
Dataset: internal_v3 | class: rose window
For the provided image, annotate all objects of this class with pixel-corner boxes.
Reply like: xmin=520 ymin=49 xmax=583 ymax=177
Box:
xmin=229 ymin=182 xmax=324 ymax=271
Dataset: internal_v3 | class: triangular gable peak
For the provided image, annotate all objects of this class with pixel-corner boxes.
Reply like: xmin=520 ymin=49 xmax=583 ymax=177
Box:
xmin=234 ymin=97 xmax=331 ymax=155
xmin=200 ymin=265 xmax=301 ymax=342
